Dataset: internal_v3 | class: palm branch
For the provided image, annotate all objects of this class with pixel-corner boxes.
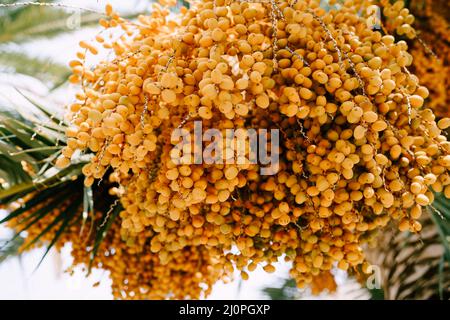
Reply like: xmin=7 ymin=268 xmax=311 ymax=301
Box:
xmin=1 ymin=0 xmax=446 ymax=300
xmin=263 ymin=198 xmax=450 ymax=300
xmin=365 ymin=196 xmax=450 ymax=300
xmin=0 ymin=1 xmax=140 ymax=87
xmin=0 ymin=50 xmax=70 ymax=87
xmin=262 ymin=278 xmax=297 ymax=300
xmin=0 ymin=0 xmax=96 ymax=87
xmin=262 ymin=274 xmax=370 ymax=300
xmin=0 ymin=0 xmax=104 ymax=44
xmin=0 ymin=0 xmax=171 ymax=270
xmin=0 ymin=87 xmax=118 ymax=270
xmin=0 ymin=235 xmax=24 ymax=263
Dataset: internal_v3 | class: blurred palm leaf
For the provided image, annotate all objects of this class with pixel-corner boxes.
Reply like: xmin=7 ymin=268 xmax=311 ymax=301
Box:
xmin=262 ymin=278 xmax=297 ymax=300
xmin=0 ymin=0 xmax=154 ymax=269
xmin=0 ymin=1 xmax=103 ymax=43
xmin=0 ymin=235 xmax=24 ymax=263
xmin=0 ymin=1 xmax=143 ymax=87
xmin=262 ymin=275 xmax=370 ymax=300
xmin=431 ymin=194 xmax=450 ymax=263
xmin=0 ymin=0 xmax=98 ymax=87
xmin=263 ymin=196 xmax=450 ymax=300
xmin=0 ymin=88 xmax=117 ymax=269
xmin=366 ymin=199 xmax=450 ymax=300
xmin=0 ymin=90 xmax=76 ymax=207
xmin=0 ymin=50 xmax=70 ymax=86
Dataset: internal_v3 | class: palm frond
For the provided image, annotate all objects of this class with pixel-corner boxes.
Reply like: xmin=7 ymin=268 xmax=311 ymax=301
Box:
xmin=262 ymin=278 xmax=297 ymax=300
xmin=430 ymin=193 xmax=450 ymax=262
xmin=88 ymin=203 xmax=121 ymax=273
xmin=0 ymin=106 xmax=69 ymax=200
xmin=0 ymin=89 xmax=73 ymax=210
xmin=0 ymin=50 xmax=70 ymax=85
xmin=13 ymin=88 xmax=65 ymax=125
xmin=366 ymin=202 xmax=450 ymax=300
xmin=0 ymin=4 xmax=103 ymax=44
xmin=263 ymin=273 xmax=371 ymax=300
xmin=0 ymin=184 xmax=77 ymax=247
xmin=31 ymin=192 xmax=83 ymax=270
xmin=0 ymin=1 xmax=144 ymax=45
xmin=0 ymin=88 xmax=120 ymax=270
xmin=0 ymin=235 xmax=24 ymax=263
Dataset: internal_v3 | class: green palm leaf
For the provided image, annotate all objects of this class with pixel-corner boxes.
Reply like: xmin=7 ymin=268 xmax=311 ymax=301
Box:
xmin=88 ymin=203 xmax=121 ymax=273
xmin=30 ymin=193 xmax=82 ymax=271
xmin=262 ymin=278 xmax=297 ymax=300
xmin=0 ymin=235 xmax=24 ymax=263
xmin=0 ymin=2 xmax=103 ymax=43
xmin=0 ymin=87 xmax=119 ymax=270
xmin=366 ymin=203 xmax=450 ymax=300
xmin=0 ymin=51 xmax=70 ymax=85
